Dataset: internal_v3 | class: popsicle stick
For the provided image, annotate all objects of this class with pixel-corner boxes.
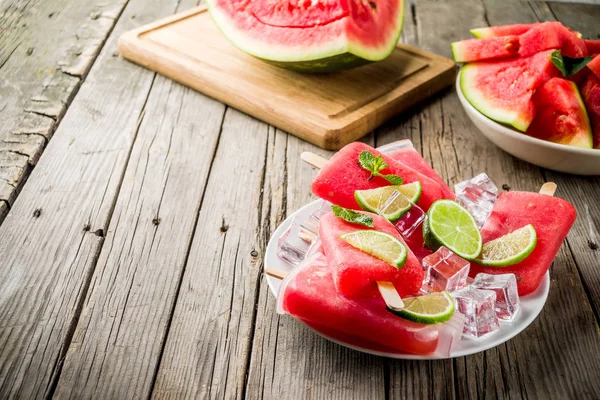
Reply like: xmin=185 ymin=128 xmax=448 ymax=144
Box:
xmin=265 ymin=268 xmax=288 ymax=280
xmin=301 ymin=152 xmax=328 ymax=169
xmin=377 ymin=281 xmax=405 ymax=311
xmin=539 ymin=182 xmax=557 ymax=196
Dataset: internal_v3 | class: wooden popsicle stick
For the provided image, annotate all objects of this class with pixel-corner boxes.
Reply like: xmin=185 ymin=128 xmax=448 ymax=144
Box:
xmin=539 ymin=182 xmax=557 ymax=196
xmin=300 ymin=151 xmax=405 ymax=311
xmin=301 ymin=152 xmax=328 ymax=169
xmin=265 ymin=268 xmax=288 ymax=280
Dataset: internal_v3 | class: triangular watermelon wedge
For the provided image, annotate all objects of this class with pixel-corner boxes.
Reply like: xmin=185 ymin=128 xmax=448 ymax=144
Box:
xmin=460 ymin=50 xmax=560 ymax=131
xmin=580 ymin=74 xmax=600 ymax=148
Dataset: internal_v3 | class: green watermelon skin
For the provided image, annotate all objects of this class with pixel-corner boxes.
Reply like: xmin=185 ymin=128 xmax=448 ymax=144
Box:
xmin=526 ymin=78 xmax=593 ymax=149
xmin=451 ymin=36 xmax=519 ymax=63
xmin=580 ymin=74 xmax=600 ymax=148
xmin=470 ymin=192 xmax=576 ymax=296
xmin=460 ymin=50 xmax=559 ymax=132
xmin=470 ymin=23 xmax=539 ymax=39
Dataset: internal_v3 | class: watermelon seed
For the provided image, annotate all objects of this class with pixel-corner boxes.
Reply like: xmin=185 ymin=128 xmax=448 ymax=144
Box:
xmin=369 ymin=1 xmax=377 ymax=9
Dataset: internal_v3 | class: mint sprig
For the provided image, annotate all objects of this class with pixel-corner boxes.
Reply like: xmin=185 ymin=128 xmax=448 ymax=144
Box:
xmin=550 ymin=50 xmax=592 ymax=77
xmin=332 ymin=205 xmax=374 ymax=228
xmin=358 ymin=151 xmax=404 ymax=185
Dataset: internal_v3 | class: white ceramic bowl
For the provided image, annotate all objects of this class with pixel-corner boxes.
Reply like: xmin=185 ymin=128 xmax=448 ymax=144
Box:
xmin=456 ymin=73 xmax=600 ymax=175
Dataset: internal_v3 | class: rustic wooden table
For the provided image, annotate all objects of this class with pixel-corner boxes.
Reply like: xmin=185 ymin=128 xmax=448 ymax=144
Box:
xmin=1 ymin=0 xmax=599 ymax=398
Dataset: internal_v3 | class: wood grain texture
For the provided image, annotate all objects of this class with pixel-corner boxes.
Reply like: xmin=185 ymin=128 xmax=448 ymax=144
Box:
xmin=0 ymin=0 xmax=182 ymax=397
xmin=0 ymin=0 xmax=129 ymax=222
xmin=118 ymin=6 xmax=456 ymax=150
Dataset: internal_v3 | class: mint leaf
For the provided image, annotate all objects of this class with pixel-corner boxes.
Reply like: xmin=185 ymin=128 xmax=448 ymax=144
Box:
xmin=381 ymin=174 xmax=404 ymax=185
xmin=358 ymin=150 xmax=377 ymax=173
xmin=551 ymin=50 xmax=592 ymax=77
xmin=332 ymin=205 xmax=374 ymax=228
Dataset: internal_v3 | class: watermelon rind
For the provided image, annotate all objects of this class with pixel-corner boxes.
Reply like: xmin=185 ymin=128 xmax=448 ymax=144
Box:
xmin=460 ymin=64 xmax=530 ymax=132
xmin=569 ymin=83 xmax=594 ymax=148
xmin=207 ymin=0 xmax=405 ymax=73
xmin=470 ymin=28 xmax=491 ymax=39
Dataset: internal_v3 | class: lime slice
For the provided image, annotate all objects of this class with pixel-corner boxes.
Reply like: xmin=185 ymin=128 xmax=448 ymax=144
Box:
xmin=340 ymin=230 xmax=407 ymax=268
xmin=391 ymin=291 xmax=455 ymax=324
xmin=474 ymin=224 xmax=537 ymax=267
xmin=423 ymin=200 xmax=482 ymax=260
xmin=354 ymin=182 xmax=422 ymax=221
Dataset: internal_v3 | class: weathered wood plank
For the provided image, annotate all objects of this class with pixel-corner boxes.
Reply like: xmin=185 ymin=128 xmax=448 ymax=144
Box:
xmin=0 ymin=0 xmax=129 ymax=222
xmin=0 ymin=0 xmax=185 ymax=397
xmin=53 ymin=74 xmax=225 ymax=397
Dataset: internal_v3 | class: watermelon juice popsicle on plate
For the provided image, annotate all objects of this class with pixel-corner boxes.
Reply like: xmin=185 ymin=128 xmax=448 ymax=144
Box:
xmin=470 ymin=190 xmax=577 ymax=295
xmin=276 ymin=252 xmax=465 ymax=356
xmin=310 ymin=142 xmax=454 ymax=211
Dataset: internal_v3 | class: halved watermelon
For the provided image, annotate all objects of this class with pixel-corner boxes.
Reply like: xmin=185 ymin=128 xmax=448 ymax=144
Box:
xmin=526 ymin=78 xmax=593 ymax=148
xmin=580 ymin=74 xmax=600 ymax=148
xmin=470 ymin=23 xmax=538 ymax=39
xmin=208 ymin=0 xmax=405 ymax=73
xmin=519 ymin=22 xmax=587 ymax=58
xmin=460 ymin=50 xmax=559 ymax=131
xmin=585 ymin=40 xmax=600 ymax=56
xmin=588 ymin=55 xmax=600 ymax=79
xmin=451 ymin=36 xmax=519 ymax=63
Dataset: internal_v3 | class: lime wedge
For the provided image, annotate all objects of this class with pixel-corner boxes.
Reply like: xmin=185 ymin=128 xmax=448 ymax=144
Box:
xmin=423 ymin=199 xmax=482 ymax=260
xmin=340 ymin=230 xmax=408 ymax=268
xmin=474 ymin=224 xmax=537 ymax=267
xmin=390 ymin=291 xmax=455 ymax=324
xmin=354 ymin=182 xmax=422 ymax=221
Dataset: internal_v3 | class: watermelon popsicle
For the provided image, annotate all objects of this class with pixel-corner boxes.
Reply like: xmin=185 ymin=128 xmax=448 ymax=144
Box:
xmin=310 ymin=142 xmax=454 ymax=211
xmin=470 ymin=187 xmax=576 ymax=296
xmin=319 ymin=211 xmax=424 ymax=298
xmin=275 ymin=252 xmax=465 ymax=356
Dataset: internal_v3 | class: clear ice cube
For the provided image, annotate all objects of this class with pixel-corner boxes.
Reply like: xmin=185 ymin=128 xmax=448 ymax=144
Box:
xmin=377 ymin=139 xmax=414 ymax=154
xmin=380 ymin=190 xmax=426 ymax=239
xmin=454 ymin=173 xmax=499 ymax=229
xmin=277 ymin=201 xmax=330 ymax=265
xmin=452 ymin=287 xmax=500 ymax=338
xmin=471 ymin=273 xmax=520 ymax=321
xmin=422 ymin=246 xmax=470 ymax=293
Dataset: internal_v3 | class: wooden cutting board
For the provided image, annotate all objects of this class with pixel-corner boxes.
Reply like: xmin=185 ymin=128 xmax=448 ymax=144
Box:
xmin=119 ymin=6 xmax=456 ymax=150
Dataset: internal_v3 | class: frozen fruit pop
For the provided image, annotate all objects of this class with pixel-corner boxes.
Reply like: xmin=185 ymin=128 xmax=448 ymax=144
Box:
xmin=311 ymin=142 xmax=452 ymax=211
xmin=276 ymin=252 xmax=465 ymax=356
xmin=470 ymin=191 xmax=576 ymax=295
xmin=319 ymin=211 xmax=423 ymax=298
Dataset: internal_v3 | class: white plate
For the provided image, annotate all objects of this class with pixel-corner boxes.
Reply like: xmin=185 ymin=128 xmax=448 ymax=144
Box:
xmin=265 ymin=200 xmax=550 ymax=360
xmin=456 ymin=72 xmax=600 ymax=175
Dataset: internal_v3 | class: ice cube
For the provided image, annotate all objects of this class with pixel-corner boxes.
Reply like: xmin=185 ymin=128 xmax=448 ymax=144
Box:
xmin=380 ymin=190 xmax=426 ymax=239
xmin=377 ymin=139 xmax=414 ymax=154
xmin=277 ymin=201 xmax=331 ymax=265
xmin=422 ymin=246 xmax=470 ymax=293
xmin=471 ymin=273 xmax=520 ymax=321
xmin=452 ymin=287 xmax=499 ymax=338
xmin=454 ymin=173 xmax=499 ymax=229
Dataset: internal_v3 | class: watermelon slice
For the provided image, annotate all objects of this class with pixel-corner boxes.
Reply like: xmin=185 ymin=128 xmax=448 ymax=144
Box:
xmin=460 ymin=50 xmax=559 ymax=132
xmin=519 ymin=22 xmax=587 ymax=58
xmin=470 ymin=23 xmax=539 ymax=39
xmin=580 ymin=74 xmax=600 ymax=148
xmin=526 ymin=78 xmax=593 ymax=148
xmin=470 ymin=191 xmax=576 ymax=296
xmin=277 ymin=252 xmax=465 ymax=356
xmin=588 ymin=55 xmax=600 ymax=79
xmin=585 ymin=40 xmax=600 ymax=56
xmin=311 ymin=142 xmax=454 ymax=211
xmin=451 ymin=36 xmax=519 ymax=63
xmin=319 ymin=211 xmax=424 ymax=298
xmin=384 ymin=146 xmax=449 ymax=190
xmin=208 ymin=0 xmax=405 ymax=72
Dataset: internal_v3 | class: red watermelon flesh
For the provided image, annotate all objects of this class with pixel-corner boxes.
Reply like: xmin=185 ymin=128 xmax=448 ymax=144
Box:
xmin=580 ymin=74 xmax=600 ymax=148
xmin=311 ymin=142 xmax=452 ymax=211
xmin=385 ymin=146 xmax=454 ymax=199
xmin=460 ymin=50 xmax=560 ymax=132
xmin=470 ymin=23 xmax=539 ymax=39
xmin=587 ymin=55 xmax=600 ymax=79
xmin=519 ymin=22 xmax=587 ymax=58
xmin=319 ymin=211 xmax=424 ymax=298
xmin=451 ymin=36 xmax=519 ymax=63
xmin=526 ymin=78 xmax=593 ymax=148
xmin=469 ymin=191 xmax=576 ymax=296
xmin=585 ymin=40 xmax=600 ymax=56
xmin=277 ymin=252 xmax=442 ymax=355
